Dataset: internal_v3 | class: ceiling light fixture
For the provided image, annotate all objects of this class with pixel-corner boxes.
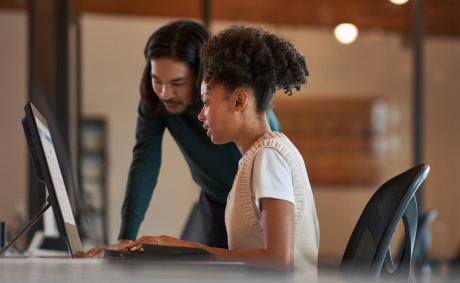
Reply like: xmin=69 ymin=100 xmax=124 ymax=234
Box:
xmin=334 ymin=23 xmax=359 ymax=44
xmin=389 ymin=0 xmax=409 ymax=5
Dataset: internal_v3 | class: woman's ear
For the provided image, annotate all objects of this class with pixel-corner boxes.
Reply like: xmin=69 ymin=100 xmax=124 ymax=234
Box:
xmin=234 ymin=90 xmax=248 ymax=112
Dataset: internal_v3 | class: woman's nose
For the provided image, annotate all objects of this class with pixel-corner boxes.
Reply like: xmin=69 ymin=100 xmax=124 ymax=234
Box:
xmin=198 ymin=106 xmax=205 ymax=121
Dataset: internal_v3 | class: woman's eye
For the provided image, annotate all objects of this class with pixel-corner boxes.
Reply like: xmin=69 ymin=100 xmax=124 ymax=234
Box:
xmin=153 ymin=80 xmax=162 ymax=84
xmin=172 ymin=83 xmax=185 ymax=86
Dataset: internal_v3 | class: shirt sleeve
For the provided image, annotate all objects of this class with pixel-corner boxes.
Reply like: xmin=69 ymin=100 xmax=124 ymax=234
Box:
xmin=267 ymin=110 xmax=282 ymax=133
xmin=119 ymin=100 xmax=166 ymax=241
xmin=252 ymin=148 xmax=294 ymax=212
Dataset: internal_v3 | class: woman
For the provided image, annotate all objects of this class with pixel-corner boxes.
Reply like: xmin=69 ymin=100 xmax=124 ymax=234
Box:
xmin=126 ymin=24 xmax=319 ymax=272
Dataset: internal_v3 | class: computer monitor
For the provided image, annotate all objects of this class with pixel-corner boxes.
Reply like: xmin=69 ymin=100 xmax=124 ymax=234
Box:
xmin=22 ymin=102 xmax=83 ymax=258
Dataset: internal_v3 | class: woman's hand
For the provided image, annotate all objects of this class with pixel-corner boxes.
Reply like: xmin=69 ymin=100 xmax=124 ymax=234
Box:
xmin=125 ymin=235 xmax=204 ymax=252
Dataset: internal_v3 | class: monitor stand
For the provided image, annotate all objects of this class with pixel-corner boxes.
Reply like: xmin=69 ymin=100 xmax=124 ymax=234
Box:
xmin=0 ymin=203 xmax=51 ymax=256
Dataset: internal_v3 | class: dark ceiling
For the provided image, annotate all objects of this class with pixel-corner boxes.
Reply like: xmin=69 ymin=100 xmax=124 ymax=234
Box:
xmin=1 ymin=0 xmax=459 ymax=36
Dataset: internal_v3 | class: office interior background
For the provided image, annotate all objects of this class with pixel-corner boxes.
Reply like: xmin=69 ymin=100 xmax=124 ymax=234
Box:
xmin=0 ymin=0 xmax=459 ymax=268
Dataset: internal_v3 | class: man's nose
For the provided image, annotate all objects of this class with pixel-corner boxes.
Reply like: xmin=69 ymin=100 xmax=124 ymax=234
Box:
xmin=159 ymin=84 xmax=174 ymax=100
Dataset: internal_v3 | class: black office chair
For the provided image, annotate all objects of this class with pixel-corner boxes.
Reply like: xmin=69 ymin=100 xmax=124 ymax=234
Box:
xmin=339 ymin=164 xmax=430 ymax=282
xmin=404 ymin=209 xmax=438 ymax=283
xmin=180 ymin=203 xmax=207 ymax=245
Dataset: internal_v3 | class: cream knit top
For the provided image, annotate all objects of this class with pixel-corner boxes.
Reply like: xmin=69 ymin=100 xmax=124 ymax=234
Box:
xmin=225 ymin=132 xmax=320 ymax=272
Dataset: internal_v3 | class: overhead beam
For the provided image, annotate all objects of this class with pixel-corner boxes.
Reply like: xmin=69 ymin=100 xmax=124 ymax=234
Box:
xmin=0 ymin=0 xmax=26 ymax=10
xmin=1 ymin=0 xmax=459 ymax=36
xmin=75 ymin=0 xmax=201 ymax=18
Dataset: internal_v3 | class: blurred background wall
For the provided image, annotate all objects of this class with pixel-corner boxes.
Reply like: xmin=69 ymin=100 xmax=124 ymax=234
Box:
xmin=0 ymin=10 xmax=28 ymax=248
xmin=1 ymin=2 xmax=459 ymax=262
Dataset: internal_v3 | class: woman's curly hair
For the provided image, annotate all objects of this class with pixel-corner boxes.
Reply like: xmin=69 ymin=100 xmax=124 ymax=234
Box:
xmin=200 ymin=24 xmax=309 ymax=114
xmin=140 ymin=20 xmax=210 ymax=113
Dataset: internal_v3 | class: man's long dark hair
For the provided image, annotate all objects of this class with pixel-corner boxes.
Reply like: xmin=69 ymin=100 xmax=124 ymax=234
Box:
xmin=141 ymin=20 xmax=210 ymax=113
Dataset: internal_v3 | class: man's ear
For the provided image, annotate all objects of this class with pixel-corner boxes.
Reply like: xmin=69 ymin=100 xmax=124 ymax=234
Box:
xmin=234 ymin=90 xmax=248 ymax=112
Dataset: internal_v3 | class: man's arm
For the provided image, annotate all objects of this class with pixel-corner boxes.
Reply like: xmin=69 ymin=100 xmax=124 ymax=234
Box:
xmin=118 ymin=100 xmax=166 ymax=240
xmin=85 ymin=100 xmax=165 ymax=258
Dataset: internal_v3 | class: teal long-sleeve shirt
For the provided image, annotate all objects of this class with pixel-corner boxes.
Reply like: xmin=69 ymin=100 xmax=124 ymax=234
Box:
xmin=119 ymin=100 xmax=281 ymax=241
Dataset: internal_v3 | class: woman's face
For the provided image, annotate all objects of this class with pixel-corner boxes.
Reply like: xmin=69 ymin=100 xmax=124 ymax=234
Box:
xmin=151 ymin=58 xmax=196 ymax=114
xmin=198 ymin=81 xmax=235 ymax=144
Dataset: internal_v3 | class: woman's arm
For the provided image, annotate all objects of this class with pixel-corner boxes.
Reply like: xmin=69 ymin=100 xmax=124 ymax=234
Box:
xmin=126 ymin=197 xmax=295 ymax=271
xmin=209 ymin=197 xmax=295 ymax=271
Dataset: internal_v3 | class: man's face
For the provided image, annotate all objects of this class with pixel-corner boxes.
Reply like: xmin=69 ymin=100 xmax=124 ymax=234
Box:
xmin=151 ymin=58 xmax=196 ymax=114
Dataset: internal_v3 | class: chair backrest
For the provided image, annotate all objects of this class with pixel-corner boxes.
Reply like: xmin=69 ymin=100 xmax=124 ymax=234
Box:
xmin=339 ymin=164 xmax=430 ymax=282
xmin=412 ymin=209 xmax=437 ymax=265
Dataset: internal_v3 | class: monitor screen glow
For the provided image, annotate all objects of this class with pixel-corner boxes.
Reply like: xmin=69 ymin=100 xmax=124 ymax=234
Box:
xmin=35 ymin=117 xmax=76 ymax=226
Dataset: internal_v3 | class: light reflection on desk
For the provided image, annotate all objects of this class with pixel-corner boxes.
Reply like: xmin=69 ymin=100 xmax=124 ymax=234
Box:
xmin=0 ymin=258 xmax=320 ymax=283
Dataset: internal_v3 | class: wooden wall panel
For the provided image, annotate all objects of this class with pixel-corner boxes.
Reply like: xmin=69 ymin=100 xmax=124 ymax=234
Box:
xmin=273 ymin=97 xmax=386 ymax=185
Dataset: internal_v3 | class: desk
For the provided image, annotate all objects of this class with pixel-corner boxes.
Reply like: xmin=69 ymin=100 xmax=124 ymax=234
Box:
xmin=0 ymin=258 xmax=318 ymax=283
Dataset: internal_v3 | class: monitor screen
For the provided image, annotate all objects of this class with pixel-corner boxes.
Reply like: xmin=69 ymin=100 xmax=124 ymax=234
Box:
xmin=23 ymin=102 xmax=83 ymax=258
xmin=35 ymin=117 xmax=76 ymax=226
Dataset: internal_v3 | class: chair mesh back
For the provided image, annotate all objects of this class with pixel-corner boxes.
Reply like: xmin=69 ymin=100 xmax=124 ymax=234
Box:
xmin=340 ymin=164 xmax=426 ymax=278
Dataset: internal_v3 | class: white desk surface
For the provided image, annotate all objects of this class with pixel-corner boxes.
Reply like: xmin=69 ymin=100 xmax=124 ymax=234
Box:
xmin=0 ymin=258 xmax=319 ymax=283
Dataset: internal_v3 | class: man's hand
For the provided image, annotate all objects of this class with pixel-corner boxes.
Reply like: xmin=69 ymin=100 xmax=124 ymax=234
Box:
xmin=125 ymin=235 xmax=204 ymax=252
xmin=84 ymin=239 xmax=133 ymax=258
